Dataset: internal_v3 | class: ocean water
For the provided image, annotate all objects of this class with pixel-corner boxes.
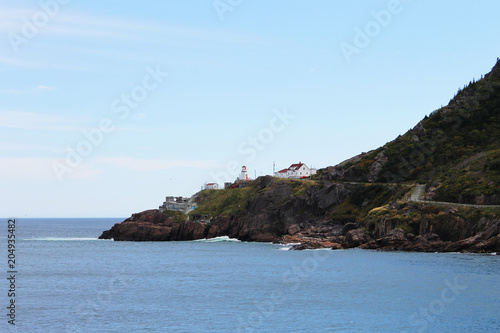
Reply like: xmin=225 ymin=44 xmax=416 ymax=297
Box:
xmin=2 ymin=218 xmax=499 ymax=332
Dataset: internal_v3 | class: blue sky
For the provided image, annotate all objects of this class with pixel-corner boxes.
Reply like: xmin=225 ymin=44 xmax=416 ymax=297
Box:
xmin=1 ymin=0 xmax=499 ymax=217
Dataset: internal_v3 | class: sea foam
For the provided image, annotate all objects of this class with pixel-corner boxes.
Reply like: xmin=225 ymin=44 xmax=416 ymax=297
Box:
xmin=193 ymin=236 xmax=241 ymax=243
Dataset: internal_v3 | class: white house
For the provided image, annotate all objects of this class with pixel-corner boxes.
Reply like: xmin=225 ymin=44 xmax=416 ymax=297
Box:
xmin=275 ymin=162 xmax=317 ymax=179
xmin=205 ymin=183 xmax=219 ymax=190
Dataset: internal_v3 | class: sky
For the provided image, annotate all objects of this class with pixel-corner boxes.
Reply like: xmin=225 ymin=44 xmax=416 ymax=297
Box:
xmin=1 ymin=0 xmax=499 ymax=217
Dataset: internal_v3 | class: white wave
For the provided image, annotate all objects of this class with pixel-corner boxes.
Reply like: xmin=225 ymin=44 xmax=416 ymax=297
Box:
xmin=304 ymin=248 xmax=336 ymax=251
xmin=25 ymin=237 xmax=98 ymax=241
xmin=277 ymin=243 xmax=300 ymax=251
xmin=193 ymin=236 xmax=241 ymax=243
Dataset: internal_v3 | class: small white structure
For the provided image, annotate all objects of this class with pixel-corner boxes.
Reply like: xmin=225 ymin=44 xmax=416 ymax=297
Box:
xmin=159 ymin=196 xmax=194 ymax=213
xmin=238 ymin=166 xmax=250 ymax=181
xmin=205 ymin=183 xmax=219 ymax=190
xmin=275 ymin=162 xmax=317 ymax=179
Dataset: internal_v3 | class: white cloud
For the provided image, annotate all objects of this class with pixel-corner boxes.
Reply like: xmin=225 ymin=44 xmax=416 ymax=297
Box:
xmin=49 ymin=12 xmax=267 ymax=46
xmin=33 ymin=85 xmax=57 ymax=92
xmin=0 ymin=85 xmax=57 ymax=94
xmin=0 ymin=142 xmax=60 ymax=153
xmin=0 ymin=56 xmax=43 ymax=69
xmin=0 ymin=156 xmax=222 ymax=182
xmin=0 ymin=7 xmax=271 ymax=50
xmin=98 ymin=157 xmax=222 ymax=171
xmin=0 ymin=56 xmax=86 ymax=71
xmin=0 ymin=158 xmax=102 ymax=181
xmin=0 ymin=111 xmax=83 ymax=131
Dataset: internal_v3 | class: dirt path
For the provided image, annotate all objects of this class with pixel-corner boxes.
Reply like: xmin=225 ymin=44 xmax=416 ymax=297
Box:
xmin=410 ymin=184 xmax=426 ymax=201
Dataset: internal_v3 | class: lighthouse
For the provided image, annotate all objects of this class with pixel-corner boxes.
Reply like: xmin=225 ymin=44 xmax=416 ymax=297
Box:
xmin=238 ymin=166 xmax=249 ymax=181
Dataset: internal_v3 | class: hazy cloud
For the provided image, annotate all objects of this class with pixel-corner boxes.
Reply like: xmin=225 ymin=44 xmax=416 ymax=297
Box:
xmin=0 ymin=85 xmax=57 ymax=94
xmin=0 ymin=111 xmax=83 ymax=131
xmin=0 ymin=157 xmax=102 ymax=181
xmin=98 ymin=157 xmax=222 ymax=171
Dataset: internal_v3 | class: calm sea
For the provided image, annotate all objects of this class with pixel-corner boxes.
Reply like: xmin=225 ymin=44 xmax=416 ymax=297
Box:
xmin=1 ymin=218 xmax=499 ymax=332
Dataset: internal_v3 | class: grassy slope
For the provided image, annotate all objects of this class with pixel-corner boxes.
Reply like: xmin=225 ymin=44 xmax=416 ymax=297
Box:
xmin=190 ymin=178 xmax=409 ymax=226
xmin=336 ymin=59 xmax=500 ymax=203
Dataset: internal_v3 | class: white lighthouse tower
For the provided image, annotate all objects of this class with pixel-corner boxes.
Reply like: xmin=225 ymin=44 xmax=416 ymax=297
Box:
xmin=238 ymin=166 xmax=249 ymax=181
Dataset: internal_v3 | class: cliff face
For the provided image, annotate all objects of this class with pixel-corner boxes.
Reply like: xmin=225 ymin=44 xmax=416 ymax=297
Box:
xmin=99 ymin=210 xmax=206 ymax=241
xmin=99 ymin=178 xmax=500 ymax=253
xmin=100 ymin=177 xmax=354 ymax=243
xmin=99 ymin=59 xmax=500 ymax=253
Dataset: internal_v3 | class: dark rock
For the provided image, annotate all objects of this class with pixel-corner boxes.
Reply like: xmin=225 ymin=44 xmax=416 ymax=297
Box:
xmin=367 ymin=151 xmax=388 ymax=183
xmin=469 ymin=234 xmax=500 ymax=253
xmin=287 ymin=224 xmax=301 ymax=235
xmin=342 ymin=222 xmax=359 ymax=235
xmin=99 ymin=210 xmax=206 ymax=241
xmin=475 ymin=194 xmax=487 ymax=205
xmin=388 ymin=201 xmax=401 ymax=210
xmin=345 ymin=228 xmax=368 ymax=248
xmin=424 ymin=233 xmax=441 ymax=242
xmin=289 ymin=240 xmax=340 ymax=250
xmin=443 ymin=207 xmax=459 ymax=215
xmin=443 ymin=234 xmax=483 ymax=252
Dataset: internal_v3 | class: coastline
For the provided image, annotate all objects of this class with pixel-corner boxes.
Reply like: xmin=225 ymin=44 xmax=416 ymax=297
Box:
xmin=99 ymin=207 xmax=500 ymax=253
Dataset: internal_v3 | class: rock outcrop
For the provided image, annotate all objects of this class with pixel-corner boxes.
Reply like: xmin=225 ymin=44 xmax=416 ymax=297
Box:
xmin=99 ymin=176 xmax=353 ymax=243
xmin=99 ymin=210 xmax=206 ymax=241
xmin=100 ymin=202 xmax=500 ymax=253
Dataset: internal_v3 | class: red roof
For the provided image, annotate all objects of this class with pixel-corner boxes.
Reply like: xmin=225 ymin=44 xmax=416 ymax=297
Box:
xmin=288 ymin=163 xmax=304 ymax=171
xmin=206 ymin=183 xmax=216 ymax=185
xmin=276 ymin=163 xmax=308 ymax=174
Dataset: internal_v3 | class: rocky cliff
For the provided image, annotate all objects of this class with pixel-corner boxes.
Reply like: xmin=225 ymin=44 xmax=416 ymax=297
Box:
xmin=99 ymin=210 xmax=206 ymax=241
xmin=99 ymin=176 xmax=354 ymax=243
xmin=99 ymin=177 xmax=500 ymax=253
xmin=99 ymin=59 xmax=500 ymax=253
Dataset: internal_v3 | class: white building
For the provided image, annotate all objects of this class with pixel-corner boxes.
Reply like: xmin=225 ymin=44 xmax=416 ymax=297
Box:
xmin=275 ymin=162 xmax=317 ymax=179
xmin=205 ymin=183 xmax=219 ymax=190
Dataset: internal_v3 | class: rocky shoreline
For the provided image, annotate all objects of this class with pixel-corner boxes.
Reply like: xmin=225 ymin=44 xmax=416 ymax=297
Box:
xmin=99 ymin=208 xmax=500 ymax=253
xmin=280 ymin=226 xmax=500 ymax=253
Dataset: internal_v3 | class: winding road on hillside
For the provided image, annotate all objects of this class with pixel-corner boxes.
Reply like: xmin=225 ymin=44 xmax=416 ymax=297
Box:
xmin=409 ymin=184 xmax=500 ymax=208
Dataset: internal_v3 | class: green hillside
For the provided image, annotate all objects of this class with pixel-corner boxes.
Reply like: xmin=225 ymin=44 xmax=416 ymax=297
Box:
xmin=321 ymin=59 xmax=500 ymax=205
